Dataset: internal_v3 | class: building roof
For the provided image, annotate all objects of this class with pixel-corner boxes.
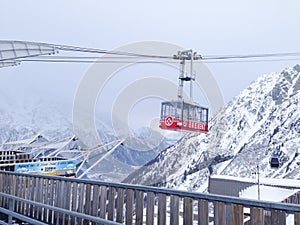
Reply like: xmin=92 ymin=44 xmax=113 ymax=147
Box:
xmin=240 ymin=185 xmax=299 ymax=202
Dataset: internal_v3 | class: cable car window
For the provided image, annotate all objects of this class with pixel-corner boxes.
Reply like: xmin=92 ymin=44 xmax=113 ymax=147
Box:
xmin=175 ymin=103 xmax=181 ymax=119
xmin=199 ymin=108 xmax=207 ymax=124
xmin=188 ymin=105 xmax=194 ymax=121
xmin=170 ymin=105 xmax=176 ymax=117
xmin=161 ymin=103 xmax=165 ymax=119
xmin=192 ymin=106 xmax=198 ymax=122
xmin=160 ymin=100 xmax=208 ymax=133
xmin=195 ymin=109 xmax=200 ymax=122
xmin=182 ymin=104 xmax=188 ymax=120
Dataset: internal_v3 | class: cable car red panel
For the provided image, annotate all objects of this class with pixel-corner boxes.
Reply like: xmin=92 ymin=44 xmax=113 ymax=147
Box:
xmin=159 ymin=101 xmax=208 ymax=133
xmin=159 ymin=116 xmax=208 ymax=132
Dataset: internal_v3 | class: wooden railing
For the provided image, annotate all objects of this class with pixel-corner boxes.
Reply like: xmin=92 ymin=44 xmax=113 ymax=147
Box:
xmin=0 ymin=171 xmax=300 ymax=225
xmin=0 ymin=192 xmax=121 ymax=225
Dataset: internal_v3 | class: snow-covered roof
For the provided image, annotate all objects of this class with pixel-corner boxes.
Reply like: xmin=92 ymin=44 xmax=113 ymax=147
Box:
xmin=212 ymin=175 xmax=255 ymax=183
xmin=2 ymin=134 xmax=43 ymax=146
xmin=35 ymin=140 xmax=71 ymax=149
xmin=211 ymin=175 xmax=300 ymax=188
xmin=240 ymin=185 xmax=299 ymax=202
xmin=3 ymin=137 xmax=35 ymax=145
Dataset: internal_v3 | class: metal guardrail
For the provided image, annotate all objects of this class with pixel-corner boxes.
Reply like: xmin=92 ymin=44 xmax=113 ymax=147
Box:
xmin=0 ymin=170 xmax=300 ymax=225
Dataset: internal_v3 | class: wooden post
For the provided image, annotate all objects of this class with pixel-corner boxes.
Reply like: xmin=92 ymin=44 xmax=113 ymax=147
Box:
xmin=29 ymin=177 xmax=36 ymax=217
xmin=42 ymin=178 xmax=50 ymax=223
xmin=78 ymin=183 xmax=85 ymax=214
xmin=183 ymin=197 xmax=193 ymax=225
xmin=91 ymin=185 xmax=100 ymax=217
xmin=85 ymin=184 xmax=92 ymax=216
xmin=214 ymin=201 xmax=225 ymax=225
xmin=295 ymin=212 xmax=300 ymax=225
xmin=15 ymin=175 xmax=20 ymax=213
xmin=135 ymin=190 xmax=144 ymax=225
xmin=90 ymin=185 xmax=100 ymax=225
xmin=278 ymin=210 xmax=286 ymax=225
xmin=11 ymin=175 xmax=16 ymax=212
xmin=0 ymin=174 xmax=4 ymax=207
xmin=52 ymin=179 xmax=58 ymax=225
xmin=157 ymin=194 xmax=166 ymax=225
xmin=16 ymin=176 xmax=21 ymax=213
xmin=116 ymin=188 xmax=124 ymax=223
xmin=64 ymin=181 xmax=72 ymax=224
xmin=271 ymin=209 xmax=286 ymax=225
xmin=36 ymin=177 xmax=43 ymax=220
xmin=48 ymin=179 xmax=56 ymax=224
xmin=100 ymin=186 xmax=107 ymax=219
xmin=71 ymin=182 xmax=79 ymax=225
xmin=170 ymin=195 xmax=179 ymax=225
xmin=56 ymin=180 xmax=65 ymax=225
xmin=271 ymin=209 xmax=278 ymax=225
xmin=126 ymin=189 xmax=134 ymax=225
xmin=146 ymin=192 xmax=155 ymax=225
xmin=53 ymin=180 xmax=62 ymax=225
xmin=250 ymin=207 xmax=264 ymax=225
xmin=24 ymin=176 xmax=29 ymax=216
xmin=232 ymin=204 xmax=243 ymax=225
xmin=0 ymin=174 xmax=2 ymax=207
xmin=107 ymin=187 xmax=116 ymax=221
xmin=78 ymin=183 xmax=85 ymax=225
xmin=198 ymin=199 xmax=209 ymax=225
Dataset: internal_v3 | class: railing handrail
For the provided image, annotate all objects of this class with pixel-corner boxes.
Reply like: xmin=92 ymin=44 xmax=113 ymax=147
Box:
xmin=0 ymin=206 xmax=48 ymax=225
xmin=0 ymin=192 xmax=122 ymax=225
xmin=1 ymin=170 xmax=300 ymax=213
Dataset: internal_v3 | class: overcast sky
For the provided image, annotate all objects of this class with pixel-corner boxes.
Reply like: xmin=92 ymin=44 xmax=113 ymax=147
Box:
xmin=0 ymin=0 xmax=300 ymax=131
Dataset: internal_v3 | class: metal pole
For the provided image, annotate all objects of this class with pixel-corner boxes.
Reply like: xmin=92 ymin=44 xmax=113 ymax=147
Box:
xmin=257 ymin=158 xmax=260 ymax=200
xmin=190 ymin=50 xmax=193 ymax=101
xmin=78 ymin=139 xmax=124 ymax=178
xmin=177 ymin=57 xmax=185 ymax=100
xmin=8 ymin=198 xmax=13 ymax=224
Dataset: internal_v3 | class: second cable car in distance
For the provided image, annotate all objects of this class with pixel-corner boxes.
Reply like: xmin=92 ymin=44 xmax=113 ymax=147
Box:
xmin=159 ymin=50 xmax=209 ymax=133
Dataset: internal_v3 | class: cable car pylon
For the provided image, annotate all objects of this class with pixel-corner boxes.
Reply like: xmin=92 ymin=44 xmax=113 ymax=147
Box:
xmin=159 ymin=50 xmax=209 ymax=133
xmin=174 ymin=50 xmax=201 ymax=101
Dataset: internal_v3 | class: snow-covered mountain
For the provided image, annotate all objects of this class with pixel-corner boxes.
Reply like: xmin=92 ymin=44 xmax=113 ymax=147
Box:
xmin=0 ymin=93 xmax=74 ymax=142
xmin=123 ymin=64 xmax=300 ymax=191
xmin=0 ymin=99 xmax=175 ymax=182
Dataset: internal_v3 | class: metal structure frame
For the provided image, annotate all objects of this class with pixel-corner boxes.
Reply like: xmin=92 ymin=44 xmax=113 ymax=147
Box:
xmin=1 ymin=134 xmax=125 ymax=178
xmin=0 ymin=40 xmax=57 ymax=68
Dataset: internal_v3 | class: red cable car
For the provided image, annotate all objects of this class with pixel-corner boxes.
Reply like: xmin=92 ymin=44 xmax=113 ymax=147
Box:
xmin=159 ymin=100 xmax=208 ymax=132
xmin=159 ymin=50 xmax=209 ymax=133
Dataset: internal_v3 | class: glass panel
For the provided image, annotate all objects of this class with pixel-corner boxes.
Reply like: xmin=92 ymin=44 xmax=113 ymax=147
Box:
xmin=161 ymin=103 xmax=164 ymax=119
xmin=161 ymin=103 xmax=168 ymax=120
xmin=161 ymin=102 xmax=178 ymax=119
xmin=190 ymin=105 xmax=197 ymax=121
xmin=195 ymin=108 xmax=200 ymax=122
xmin=175 ymin=102 xmax=182 ymax=119
xmin=200 ymin=108 xmax=208 ymax=124
xmin=182 ymin=103 xmax=188 ymax=120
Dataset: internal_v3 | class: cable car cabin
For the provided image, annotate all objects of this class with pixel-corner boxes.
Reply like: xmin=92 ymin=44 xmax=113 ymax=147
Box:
xmin=270 ymin=157 xmax=279 ymax=169
xmin=160 ymin=100 xmax=208 ymax=133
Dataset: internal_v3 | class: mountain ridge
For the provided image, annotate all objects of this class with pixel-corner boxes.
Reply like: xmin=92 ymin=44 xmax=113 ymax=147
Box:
xmin=123 ymin=64 xmax=300 ymax=191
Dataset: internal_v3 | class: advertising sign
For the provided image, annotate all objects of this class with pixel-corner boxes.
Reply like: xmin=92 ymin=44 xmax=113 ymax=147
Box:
xmin=14 ymin=159 xmax=77 ymax=177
